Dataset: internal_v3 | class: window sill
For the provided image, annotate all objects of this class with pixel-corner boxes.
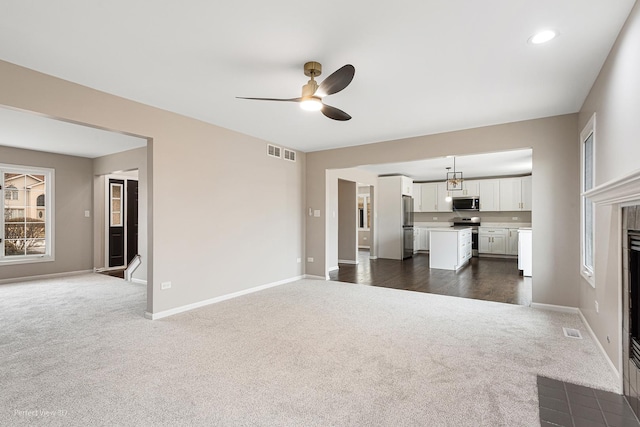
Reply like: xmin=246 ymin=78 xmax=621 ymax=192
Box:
xmin=0 ymin=255 xmax=55 ymax=266
xmin=581 ymin=269 xmax=595 ymax=288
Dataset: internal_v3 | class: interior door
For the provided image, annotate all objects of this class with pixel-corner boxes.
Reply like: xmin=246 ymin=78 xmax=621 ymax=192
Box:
xmin=108 ymin=179 xmax=125 ymax=267
xmin=126 ymin=179 xmax=138 ymax=264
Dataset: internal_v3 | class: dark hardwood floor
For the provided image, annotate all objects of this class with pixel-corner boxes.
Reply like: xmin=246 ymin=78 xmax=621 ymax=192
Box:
xmin=330 ymin=250 xmax=532 ymax=306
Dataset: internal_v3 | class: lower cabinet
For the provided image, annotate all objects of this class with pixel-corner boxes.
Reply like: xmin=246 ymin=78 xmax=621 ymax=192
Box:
xmin=506 ymin=228 xmax=519 ymax=255
xmin=478 ymin=227 xmax=507 ymax=254
xmin=414 ymin=227 xmax=430 ymax=251
xmin=429 ymin=228 xmax=472 ymax=270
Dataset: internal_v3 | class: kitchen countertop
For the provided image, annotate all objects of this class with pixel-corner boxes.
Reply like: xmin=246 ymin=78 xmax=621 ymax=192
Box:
xmin=414 ymin=221 xmax=531 ymax=228
xmin=430 ymin=226 xmax=472 ymax=232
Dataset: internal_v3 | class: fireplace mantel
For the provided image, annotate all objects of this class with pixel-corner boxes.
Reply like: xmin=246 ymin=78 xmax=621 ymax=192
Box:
xmin=584 ymin=168 xmax=640 ymax=206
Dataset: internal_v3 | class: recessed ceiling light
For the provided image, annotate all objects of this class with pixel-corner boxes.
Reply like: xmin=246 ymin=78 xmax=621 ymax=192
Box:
xmin=529 ymin=30 xmax=557 ymax=44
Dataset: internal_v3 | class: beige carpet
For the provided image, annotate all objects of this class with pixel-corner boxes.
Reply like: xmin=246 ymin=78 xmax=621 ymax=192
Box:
xmin=0 ymin=274 xmax=619 ymax=426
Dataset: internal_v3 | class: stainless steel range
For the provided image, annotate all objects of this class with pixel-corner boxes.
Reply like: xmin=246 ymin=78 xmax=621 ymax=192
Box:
xmin=452 ymin=217 xmax=480 ymax=256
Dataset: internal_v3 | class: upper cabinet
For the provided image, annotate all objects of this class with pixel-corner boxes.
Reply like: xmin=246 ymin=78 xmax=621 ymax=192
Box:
xmin=415 ymin=183 xmax=451 ymax=212
xmin=499 ymin=176 xmax=531 ymax=211
xmin=401 ymin=176 xmax=413 ymax=196
xmin=414 ymin=175 xmax=531 ymax=212
xmin=479 ymin=179 xmax=500 ymax=211
xmin=461 ymin=179 xmax=480 ymax=197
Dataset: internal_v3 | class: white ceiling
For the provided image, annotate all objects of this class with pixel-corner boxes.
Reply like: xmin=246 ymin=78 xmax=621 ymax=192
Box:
xmin=0 ymin=0 xmax=636 ymax=154
xmin=357 ymin=149 xmax=532 ymax=182
xmin=0 ymin=107 xmax=146 ymax=159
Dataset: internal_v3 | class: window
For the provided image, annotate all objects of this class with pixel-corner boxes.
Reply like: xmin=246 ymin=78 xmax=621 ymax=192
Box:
xmin=580 ymin=114 xmax=595 ymax=287
xmin=1 ymin=165 xmax=54 ymax=264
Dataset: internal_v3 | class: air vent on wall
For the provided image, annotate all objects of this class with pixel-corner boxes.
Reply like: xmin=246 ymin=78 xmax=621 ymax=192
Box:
xmin=283 ymin=149 xmax=296 ymax=162
xmin=267 ymin=144 xmax=281 ymax=159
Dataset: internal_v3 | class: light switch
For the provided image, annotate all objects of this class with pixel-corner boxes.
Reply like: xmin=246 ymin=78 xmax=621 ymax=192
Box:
xmin=84 ymin=210 xmax=91 ymax=218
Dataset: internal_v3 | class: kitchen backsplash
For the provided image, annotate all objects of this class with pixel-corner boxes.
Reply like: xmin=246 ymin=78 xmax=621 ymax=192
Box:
xmin=413 ymin=211 xmax=532 ymax=224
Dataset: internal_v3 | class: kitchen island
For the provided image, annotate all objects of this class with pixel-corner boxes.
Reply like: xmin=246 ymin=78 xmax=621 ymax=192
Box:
xmin=429 ymin=227 xmax=472 ymax=270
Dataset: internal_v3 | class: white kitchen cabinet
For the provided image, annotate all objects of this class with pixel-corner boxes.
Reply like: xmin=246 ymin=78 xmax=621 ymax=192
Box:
xmin=498 ymin=176 xmax=532 ymax=211
xmin=479 ymin=179 xmax=500 ymax=211
xmin=436 ymin=182 xmax=453 ymax=212
xmin=401 ymin=176 xmax=414 ymax=196
xmin=429 ymin=228 xmax=472 ymax=270
xmin=518 ymin=228 xmax=532 ymax=276
xmin=413 ymin=184 xmax=423 ymax=211
xmin=419 ymin=183 xmax=438 ymax=212
xmin=478 ymin=227 xmax=507 ymax=254
xmin=414 ymin=227 xmax=430 ymax=251
xmin=461 ymin=180 xmax=480 ymax=197
xmin=506 ymin=228 xmax=519 ymax=255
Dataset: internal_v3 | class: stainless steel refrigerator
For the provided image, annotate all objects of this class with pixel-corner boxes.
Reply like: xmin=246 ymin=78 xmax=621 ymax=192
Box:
xmin=402 ymin=195 xmax=414 ymax=259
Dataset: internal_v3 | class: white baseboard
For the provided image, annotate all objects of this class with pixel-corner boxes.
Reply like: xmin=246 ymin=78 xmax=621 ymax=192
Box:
xmin=530 ymin=303 xmax=579 ymax=314
xmin=328 ymin=266 xmax=339 ymax=272
xmin=338 ymin=259 xmax=359 ymax=265
xmin=369 ymin=256 xmax=378 ymax=260
xmin=304 ymin=274 xmax=327 ymax=280
xmin=578 ymin=309 xmax=621 ymax=388
xmin=0 ymin=269 xmax=93 ymax=285
xmin=145 ymin=275 xmax=304 ymax=320
xmin=131 ymin=278 xmax=147 ymax=285
xmin=358 ymin=246 xmax=370 ymax=249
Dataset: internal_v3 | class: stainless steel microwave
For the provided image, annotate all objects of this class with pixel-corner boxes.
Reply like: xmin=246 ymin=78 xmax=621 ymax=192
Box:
xmin=452 ymin=197 xmax=479 ymax=211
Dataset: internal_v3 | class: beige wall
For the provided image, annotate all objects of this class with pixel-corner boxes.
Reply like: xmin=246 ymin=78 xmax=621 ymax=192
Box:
xmin=307 ymin=114 xmax=580 ymax=306
xmin=578 ymin=2 xmax=640 ymax=374
xmin=0 ymin=145 xmax=93 ymax=280
xmin=0 ymin=60 xmax=305 ymax=315
xmin=338 ymin=180 xmax=357 ymax=263
xmin=93 ymin=147 xmax=148 ymax=283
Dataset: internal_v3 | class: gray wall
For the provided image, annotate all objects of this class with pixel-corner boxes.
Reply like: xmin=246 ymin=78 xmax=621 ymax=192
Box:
xmin=337 ymin=179 xmax=357 ymax=263
xmin=0 ymin=60 xmax=305 ymax=315
xmin=307 ymin=115 xmax=580 ymax=307
xmin=0 ymin=146 xmax=93 ymax=280
xmin=578 ymin=1 xmax=640 ymax=374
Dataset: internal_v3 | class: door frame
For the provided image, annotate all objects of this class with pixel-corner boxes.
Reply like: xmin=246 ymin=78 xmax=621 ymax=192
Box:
xmin=103 ymin=172 xmax=138 ymax=270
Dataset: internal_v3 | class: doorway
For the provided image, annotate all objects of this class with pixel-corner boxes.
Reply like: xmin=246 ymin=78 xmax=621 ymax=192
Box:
xmin=106 ymin=172 xmax=139 ymax=269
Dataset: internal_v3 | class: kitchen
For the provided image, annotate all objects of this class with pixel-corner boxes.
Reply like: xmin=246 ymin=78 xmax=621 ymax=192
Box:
xmin=332 ymin=149 xmax=533 ymax=305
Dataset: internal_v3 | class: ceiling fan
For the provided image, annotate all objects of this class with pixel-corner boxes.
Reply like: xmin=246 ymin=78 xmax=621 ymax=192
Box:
xmin=237 ymin=61 xmax=355 ymax=121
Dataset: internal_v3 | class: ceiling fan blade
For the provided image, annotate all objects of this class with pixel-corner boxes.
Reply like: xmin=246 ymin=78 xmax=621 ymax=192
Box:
xmin=315 ymin=64 xmax=355 ymax=97
xmin=236 ymin=97 xmax=301 ymax=102
xmin=321 ymin=104 xmax=352 ymax=121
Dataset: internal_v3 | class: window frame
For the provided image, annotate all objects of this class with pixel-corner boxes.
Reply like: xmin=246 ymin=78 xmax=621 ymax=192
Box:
xmin=580 ymin=114 xmax=596 ymax=287
xmin=1 ymin=163 xmax=55 ymax=265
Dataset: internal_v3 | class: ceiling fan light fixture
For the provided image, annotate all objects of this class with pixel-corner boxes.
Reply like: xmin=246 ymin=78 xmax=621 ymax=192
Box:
xmin=300 ymin=96 xmax=322 ymax=111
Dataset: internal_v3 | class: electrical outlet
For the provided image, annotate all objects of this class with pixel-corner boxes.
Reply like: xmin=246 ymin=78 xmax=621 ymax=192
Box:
xmin=161 ymin=281 xmax=171 ymax=290
xmin=433 ymin=217 xmax=438 ymax=220
xmin=363 ymin=237 xmax=367 ymax=241
xmin=307 ymin=257 xmax=314 ymax=262
xmin=296 ymin=258 xmax=301 ymax=263
xmin=84 ymin=210 xmax=91 ymax=218
xmin=595 ymin=300 xmax=599 ymax=313
xmin=313 ymin=210 xmax=321 ymax=217
xmin=512 ymin=217 xmax=519 ymax=220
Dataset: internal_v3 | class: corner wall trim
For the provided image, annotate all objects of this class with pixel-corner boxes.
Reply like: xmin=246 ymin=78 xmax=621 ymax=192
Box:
xmin=530 ymin=303 xmax=579 ymax=314
xmin=0 ymin=269 xmax=93 ymax=285
xmin=578 ymin=309 xmax=621 ymax=388
xmin=145 ymin=275 xmax=304 ymax=320
xmin=328 ymin=266 xmax=339 ymax=272
xmin=131 ymin=278 xmax=147 ymax=285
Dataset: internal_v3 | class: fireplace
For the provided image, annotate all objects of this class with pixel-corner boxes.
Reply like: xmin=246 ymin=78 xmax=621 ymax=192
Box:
xmin=623 ymin=206 xmax=640 ymax=417
xmin=629 ymin=231 xmax=640 ymax=368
